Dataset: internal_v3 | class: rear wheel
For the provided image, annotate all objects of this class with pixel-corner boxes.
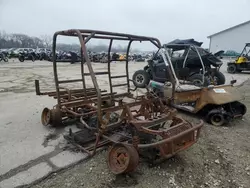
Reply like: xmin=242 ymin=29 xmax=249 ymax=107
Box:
xmin=188 ymin=74 xmax=210 ymax=87
xmin=213 ymin=70 xmax=225 ymax=85
xmin=206 ymin=109 xmax=226 ymax=126
xmin=227 ymin=64 xmax=236 ymax=73
xmin=132 ymin=70 xmax=150 ymax=88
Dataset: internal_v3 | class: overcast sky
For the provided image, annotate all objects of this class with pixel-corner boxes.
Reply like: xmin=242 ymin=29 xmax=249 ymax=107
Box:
xmin=0 ymin=0 xmax=250 ymax=50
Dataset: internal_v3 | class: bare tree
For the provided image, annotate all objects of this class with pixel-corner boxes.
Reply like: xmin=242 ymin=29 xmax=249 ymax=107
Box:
xmin=32 ymin=37 xmax=44 ymax=48
xmin=40 ymin=34 xmax=52 ymax=48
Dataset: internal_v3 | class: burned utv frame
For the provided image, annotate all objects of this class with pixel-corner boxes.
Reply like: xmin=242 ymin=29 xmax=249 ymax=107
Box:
xmin=35 ymin=29 xmax=203 ymax=174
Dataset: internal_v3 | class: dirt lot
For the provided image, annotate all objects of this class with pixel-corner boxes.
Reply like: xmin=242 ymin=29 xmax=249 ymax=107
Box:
xmin=33 ymin=92 xmax=250 ymax=188
xmin=0 ymin=59 xmax=250 ymax=188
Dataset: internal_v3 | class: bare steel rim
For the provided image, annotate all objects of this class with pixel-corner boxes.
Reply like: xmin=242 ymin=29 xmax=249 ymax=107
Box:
xmin=135 ymin=74 xmax=145 ymax=84
xmin=41 ymin=107 xmax=51 ymax=126
xmin=210 ymin=113 xmax=225 ymax=126
xmin=108 ymin=143 xmax=139 ymax=174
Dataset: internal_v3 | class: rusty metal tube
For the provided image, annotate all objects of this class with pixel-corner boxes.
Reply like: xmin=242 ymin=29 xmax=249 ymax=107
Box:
xmin=52 ymin=32 xmax=61 ymax=106
xmin=80 ymin=116 xmax=97 ymax=130
xmin=126 ymin=40 xmax=133 ymax=93
xmin=107 ymin=39 xmax=113 ymax=97
xmin=74 ymin=29 xmax=103 ymax=127
xmin=56 ymin=29 xmax=161 ymax=43
xmin=102 ymin=120 xmax=203 ymax=149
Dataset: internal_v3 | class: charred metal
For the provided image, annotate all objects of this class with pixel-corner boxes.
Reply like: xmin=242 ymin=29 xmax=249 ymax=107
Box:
xmin=35 ymin=29 xmax=203 ymax=174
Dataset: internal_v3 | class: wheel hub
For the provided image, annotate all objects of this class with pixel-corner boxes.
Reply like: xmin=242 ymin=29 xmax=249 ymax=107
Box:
xmin=41 ymin=107 xmax=51 ymax=126
xmin=135 ymin=74 xmax=144 ymax=84
xmin=210 ymin=113 xmax=225 ymax=126
xmin=108 ymin=144 xmax=139 ymax=174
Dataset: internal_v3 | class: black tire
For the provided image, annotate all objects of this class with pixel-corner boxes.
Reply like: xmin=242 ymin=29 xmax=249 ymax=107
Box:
xmin=206 ymin=109 xmax=226 ymax=126
xmin=227 ymin=64 xmax=236 ymax=73
xmin=214 ymin=70 xmax=225 ymax=85
xmin=19 ymin=56 xmax=24 ymax=62
xmin=4 ymin=58 xmax=8 ymax=62
xmin=132 ymin=70 xmax=150 ymax=88
xmin=209 ymin=113 xmax=225 ymax=126
xmin=188 ymin=74 xmax=210 ymax=87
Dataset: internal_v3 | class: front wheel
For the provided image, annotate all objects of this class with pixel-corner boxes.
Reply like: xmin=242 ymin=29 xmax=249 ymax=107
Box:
xmin=188 ymin=74 xmax=210 ymax=87
xmin=108 ymin=144 xmax=139 ymax=174
xmin=227 ymin=64 xmax=236 ymax=73
xmin=132 ymin=70 xmax=150 ymax=88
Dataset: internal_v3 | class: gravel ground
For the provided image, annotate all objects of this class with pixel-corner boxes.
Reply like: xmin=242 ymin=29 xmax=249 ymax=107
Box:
xmin=1 ymin=59 xmax=249 ymax=188
xmin=32 ymin=68 xmax=250 ymax=188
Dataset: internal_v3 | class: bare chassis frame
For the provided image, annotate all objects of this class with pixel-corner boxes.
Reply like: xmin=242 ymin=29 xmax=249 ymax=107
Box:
xmin=35 ymin=29 xmax=203 ymax=174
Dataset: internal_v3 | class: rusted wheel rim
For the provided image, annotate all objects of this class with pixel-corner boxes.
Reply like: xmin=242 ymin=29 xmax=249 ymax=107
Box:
xmin=41 ymin=108 xmax=51 ymax=126
xmin=50 ymin=108 xmax=62 ymax=127
xmin=108 ymin=144 xmax=139 ymax=174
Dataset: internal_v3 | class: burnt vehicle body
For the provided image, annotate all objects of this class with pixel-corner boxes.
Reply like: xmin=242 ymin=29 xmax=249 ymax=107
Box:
xmin=133 ymin=39 xmax=225 ymax=88
xmin=35 ymin=29 xmax=203 ymax=174
xmin=147 ymin=47 xmax=246 ymax=126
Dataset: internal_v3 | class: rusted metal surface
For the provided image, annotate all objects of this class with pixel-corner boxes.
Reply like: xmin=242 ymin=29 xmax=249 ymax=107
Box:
xmin=108 ymin=144 xmax=139 ymax=174
xmin=36 ymin=29 xmax=203 ymax=174
xmin=41 ymin=107 xmax=50 ymax=126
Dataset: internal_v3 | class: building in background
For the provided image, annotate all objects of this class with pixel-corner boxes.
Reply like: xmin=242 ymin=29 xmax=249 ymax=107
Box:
xmin=208 ymin=20 xmax=250 ymax=54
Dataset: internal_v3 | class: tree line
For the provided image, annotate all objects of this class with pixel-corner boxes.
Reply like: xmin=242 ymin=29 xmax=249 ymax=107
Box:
xmin=0 ymin=31 xmax=131 ymax=52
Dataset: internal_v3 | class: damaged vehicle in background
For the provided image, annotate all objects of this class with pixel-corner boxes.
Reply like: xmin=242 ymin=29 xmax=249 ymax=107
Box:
xmin=147 ymin=47 xmax=246 ymax=126
xmin=133 ymin=39 xmax=225 ymax=88
xmin=0 ymin=50 xmax=8 ymax=62
xmin=227 ymin=43 xmax=250 ymax=73
xmin=18 ymin=48 xmax=38 ymax=62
